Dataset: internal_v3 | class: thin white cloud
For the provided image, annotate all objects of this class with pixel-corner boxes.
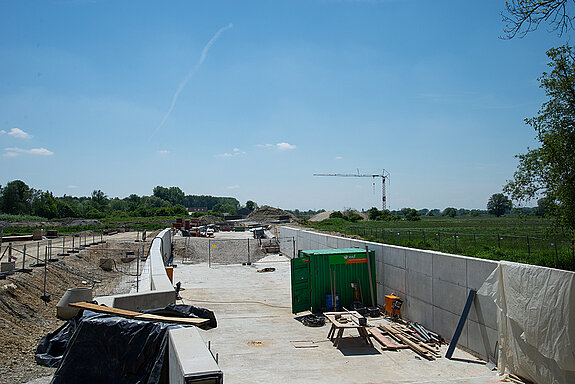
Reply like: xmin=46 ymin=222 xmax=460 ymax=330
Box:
xmin=67 ymin=185 xmax=78 ymax=189
xmin=216 ymin=148 xmax=245 ymax=158
xmin=157 ymin=150 xmax=170 ymax=155
xmin=151 ymin=23 xmax=233 ymax=140
xmin=1 ymin=128 xmax=32 ymax=139
xmin=335 ymin=156 xmax=343 ymax=160
xmin=276 ymin=142 xmax=296 ymax=151
xmin=258 ymin=142 xmax=297 ymax=151
xmin=4 ymin=147 xmax=54 ymax=156
xmin=227 ymin=185 xmax=240 ymax=189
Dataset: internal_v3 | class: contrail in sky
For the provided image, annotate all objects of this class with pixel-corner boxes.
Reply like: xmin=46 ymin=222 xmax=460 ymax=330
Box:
xmin=151 ymin=23 xmax=233 ymax=139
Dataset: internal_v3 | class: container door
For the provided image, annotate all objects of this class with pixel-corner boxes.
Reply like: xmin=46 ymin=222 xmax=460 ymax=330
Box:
xmin=291 ymin=257 xmax=311 ymax=314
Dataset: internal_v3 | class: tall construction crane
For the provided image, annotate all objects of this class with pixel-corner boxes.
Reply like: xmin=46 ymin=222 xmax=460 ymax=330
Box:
xmin=313 ymin=169 xmax=390 ymax=210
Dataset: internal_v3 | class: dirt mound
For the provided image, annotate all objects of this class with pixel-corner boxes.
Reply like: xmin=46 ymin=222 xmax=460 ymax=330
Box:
xmin=309 ymin=211 xmax=333 ymax=222
xmin=247 ymin=206 xmax=295 ymax=222
xmin=198 ymin=215 xmax=223 ymax=225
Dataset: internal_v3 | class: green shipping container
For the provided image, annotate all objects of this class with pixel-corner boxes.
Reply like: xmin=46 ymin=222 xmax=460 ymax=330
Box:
xmin=290 ymin=248 xmax=376 ymax=314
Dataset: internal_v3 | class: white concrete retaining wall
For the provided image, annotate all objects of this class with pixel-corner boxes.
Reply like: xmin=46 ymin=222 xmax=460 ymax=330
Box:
xmin=95 ymin=228 xmax=176 ymax=311
xmin=281 ymin=226 xmax=499 ymax=361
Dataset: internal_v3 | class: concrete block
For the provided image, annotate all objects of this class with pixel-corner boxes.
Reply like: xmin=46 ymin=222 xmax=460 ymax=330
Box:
xmin=432 ymin=252 xmax=467 ymax=286
xmin=383 ymin=264 xmax=406 ymax=293
xmin=406 ymin=249 xmax=433 ymax=276
xmin=468 ymin=293 xmax=498 ymax=330
xmin=432 ymin=278 xmax=468 ymax=314
xmin=383 ymin=246 xmax=406 ymax=269
xmin=403 ymin=297 xmax=434 ymax=331
xmin=434 ymin=306 xmax=467 ymax=347
xmin=466 ymin=258 xmax=498 ymax=291
xmin=466 ymin=319 xmax=499 ymax=362
xmin=406 ymin=270 xmax=433 ymax=304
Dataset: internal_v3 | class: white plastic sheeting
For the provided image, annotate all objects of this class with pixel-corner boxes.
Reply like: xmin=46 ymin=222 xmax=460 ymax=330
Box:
xmin=479 ymin=261 xmax=575 ymax=384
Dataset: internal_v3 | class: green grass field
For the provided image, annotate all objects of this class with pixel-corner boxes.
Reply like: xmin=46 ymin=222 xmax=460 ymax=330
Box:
xmin=309 ymin=216 xmax=575 ymax=271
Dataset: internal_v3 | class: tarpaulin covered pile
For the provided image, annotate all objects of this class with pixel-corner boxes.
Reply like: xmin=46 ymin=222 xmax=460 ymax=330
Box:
xmin=37 ymin=310 xmax=170 ymax=384
xmin=479 ymin=261 xmax=575 ymax=384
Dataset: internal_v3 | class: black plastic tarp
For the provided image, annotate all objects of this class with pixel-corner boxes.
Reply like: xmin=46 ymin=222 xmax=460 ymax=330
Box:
xmin=143 ymin=303 xmax=217 ymax=329
xmin=37 ymin=310 xmax=170 ymax=384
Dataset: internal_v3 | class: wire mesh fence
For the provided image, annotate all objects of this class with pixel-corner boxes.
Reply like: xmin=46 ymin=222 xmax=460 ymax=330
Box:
xmin=344 ymin=226 xmax=575 ymax=270
xmin=176 ymin=236 xmax=287 ymax=266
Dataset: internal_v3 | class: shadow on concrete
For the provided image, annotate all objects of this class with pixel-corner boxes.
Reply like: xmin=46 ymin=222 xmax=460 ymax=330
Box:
xmin=448 ymin=357 xmax=488 ymax=365
xmin=336 ymin=338 xmax=381 ymax=356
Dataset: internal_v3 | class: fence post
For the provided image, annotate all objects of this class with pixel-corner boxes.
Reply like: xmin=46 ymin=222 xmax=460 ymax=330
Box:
xmin=247 ymin=239 xmax=251 ymax=264
xmin=422 ymin=230 xmax=425 ymax=243
xmin=8 ymin=243 xmax=12 ymax=262
xmin=408 ymin=230 xmax=411 ymax=242
xmin=292 ymin=237 xmax=296 ymax=258
xmin=454 ymin=233 xmax=458 ymax=253
xmin=398 ymin=231 xmax=401 ymax=245
xmin=526 ymin=236 xmax=531 ymax=257
xmin=437 ymin=233 xmax=441 ymax=251
xmin=554 ymin=241 xmax=558 ymax=268
xmin=497 ymin=234 xmax=501 ymax=249
xmin=383 ymin=229 xmax=386 ymax=243
xmin=473 ymin=233 xmax=476 ymax=248
xmin=22 ymin=244 xmax=27 ymax=269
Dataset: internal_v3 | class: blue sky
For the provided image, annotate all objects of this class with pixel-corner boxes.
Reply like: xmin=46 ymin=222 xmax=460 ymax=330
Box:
xmin=0 ymin=0 xmax=564 ymax=211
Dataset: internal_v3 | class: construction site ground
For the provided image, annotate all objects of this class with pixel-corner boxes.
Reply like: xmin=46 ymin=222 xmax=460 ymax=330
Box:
xmin=173 ymin=231 xmax=504 ymax=384
xmin=0 ymin=230 xmax=154 ymax=384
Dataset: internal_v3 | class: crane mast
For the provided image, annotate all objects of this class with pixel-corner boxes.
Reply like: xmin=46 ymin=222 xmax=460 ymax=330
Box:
xmin=313 ymin=169 xmax=390 ymax=210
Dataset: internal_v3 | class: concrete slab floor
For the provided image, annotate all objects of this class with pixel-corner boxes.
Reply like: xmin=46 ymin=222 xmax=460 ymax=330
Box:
xmin=174 ymin=255 xmax=504 ymax=384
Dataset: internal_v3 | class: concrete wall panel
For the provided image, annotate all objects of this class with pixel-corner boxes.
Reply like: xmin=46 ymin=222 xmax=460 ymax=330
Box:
xmin=407 ymin=271 xmax=433 ymax=304
xmin=432 ymin=252 xmax=467 ymax=286
xmin=406 ymin=250 xmax=433 ymax=276
xmin=383 ymin=246 xmax=406 ymax=269
xmin=434 ymin=306 xmax=466 ymax=347
xmin=383 ymin=264 xmax=406 ymax=294
xmin=432 ymin=279 xmax=468 ymax=315
xmin=404 ymin=297 xmax=434 ymax=329
xmin=467 ymin=258 xmax=498 ymax=291
xmin=466 ymin=320 xmax=498 ymax=363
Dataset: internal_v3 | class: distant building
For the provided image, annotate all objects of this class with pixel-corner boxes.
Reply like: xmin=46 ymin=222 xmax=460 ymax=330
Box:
xmin=188 ymin=207 xmax=208 ymax=213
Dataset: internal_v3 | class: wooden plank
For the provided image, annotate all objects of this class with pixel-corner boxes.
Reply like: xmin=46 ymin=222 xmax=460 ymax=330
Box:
xmin=69 ymin=302 xmax=141 ymax=318
xmin=69 ymin=301 xmax=210 ymax=326
xmin=381 ymin=325 xmax=435 ymax=360
xmin=135 ymin=314 xmax=209 ymax=326
xmin=368 ymin=327 xmax=401 ymax=350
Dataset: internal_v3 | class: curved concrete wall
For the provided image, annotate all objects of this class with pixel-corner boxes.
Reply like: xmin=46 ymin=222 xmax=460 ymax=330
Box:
xmin=95 ymin=228 xmax=176 ymax=311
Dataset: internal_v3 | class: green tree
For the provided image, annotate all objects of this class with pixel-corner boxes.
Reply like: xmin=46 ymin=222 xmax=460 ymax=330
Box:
xmin=329 ymin=211 xmax=344 ymax=219
xmin=32 ymin=191 xmax=58 ymax=219
xmin=367 ymin=207 xmax=380 ymax=220
xmin=91 ymin=190 xmax=108 ymax=211
xmin=0 ymin=180 xmax=32 ymax=214
xmin=502 ymin=0 xmax=574 ymax=39
xmin=504 ymin=46 xmax=575 ymax=236
xmin=487 ymin=193 xmax=513 ymax=217
xmin=405 ymin=209 xmax=421 ymax=221
xmin=442 ymin=207 xmax=457 ymax=218
xmin=153 ymin=186 xmax=185 ymax=206
xmin=245 ymin=200 xmax=258 ymax=211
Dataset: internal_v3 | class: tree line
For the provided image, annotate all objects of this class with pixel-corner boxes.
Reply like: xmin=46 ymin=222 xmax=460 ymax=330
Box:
xmin=0 ymin=180 xmax=256 ymax=220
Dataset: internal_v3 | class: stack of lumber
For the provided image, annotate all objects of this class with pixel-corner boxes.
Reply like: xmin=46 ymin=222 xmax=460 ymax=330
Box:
xmin=370 ymin=322 xmax=441 ymax=360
